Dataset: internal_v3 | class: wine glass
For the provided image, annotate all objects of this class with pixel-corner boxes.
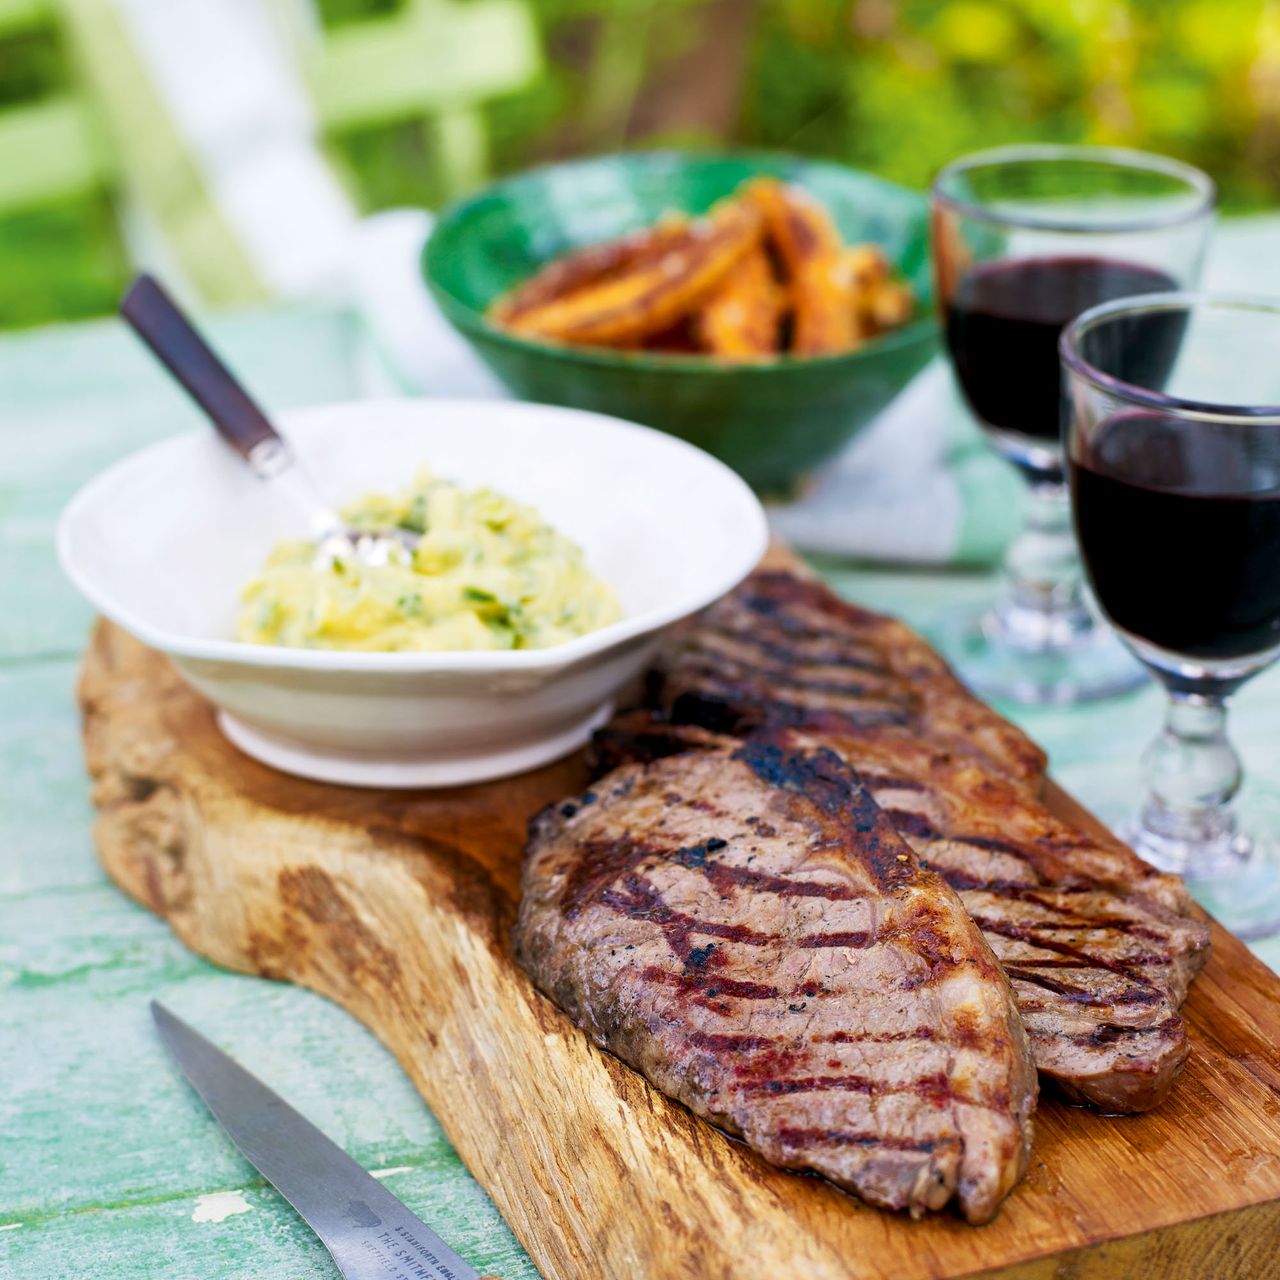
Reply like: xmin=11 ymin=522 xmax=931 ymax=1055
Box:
xmin=931 ymin=145 xmax=1216 ymax=703
xmin=1062 ymin=293 xmax=1280 ymax=938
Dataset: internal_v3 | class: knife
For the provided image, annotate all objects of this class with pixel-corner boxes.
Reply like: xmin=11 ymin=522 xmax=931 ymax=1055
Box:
xmin=151 ymin=1001 xmax=499 ymax=1280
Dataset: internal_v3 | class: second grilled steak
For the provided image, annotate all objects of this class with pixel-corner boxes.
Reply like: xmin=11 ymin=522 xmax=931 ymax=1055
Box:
xmin=654 ymin=568 xmax=1047 ymax=787
xmin=515 ymin=733 xmax=1037 ymax=1223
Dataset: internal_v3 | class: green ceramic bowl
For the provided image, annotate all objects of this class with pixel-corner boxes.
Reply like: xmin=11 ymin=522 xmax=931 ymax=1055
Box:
xmin=423 ymin=150 xmax=938 ymax=494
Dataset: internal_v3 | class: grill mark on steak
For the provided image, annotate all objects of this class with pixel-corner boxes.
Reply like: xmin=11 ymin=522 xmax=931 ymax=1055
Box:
xmin=798 ymin=930 xmax=873 ymax=948
xmin=884 ymin=808 xmax=942 ymax=842
xmin=968 ymin=914 xmax=1174 ymax=975
xmin=705 ymin=860 xmax=866 ymax=901
xmin=577 ymin=842 xmax=900 ymax=989
xmin=564 ymin=830 xmax=873 ymax=908
xmin=821 ymin=1027 xmax=938 ymax=1044
xmin=682 ymin=653 xmax=915 ymax=705
xmin=599 ymin=874 xmax=773 ymax=950
xmin=884 ymin=813 xmax=1125 ymax=900
xmin=514 ymin=736 xmax=1037 ymax=1222
xmin=739 ymin=1071 xmax=1015 ymax=1115
xmin=1002 ymin=966 xmax=1164 ymax=1006
xmin=774 ymin=1128 xmax=958 ymax=1154
xmin=1078 ymin=1015 xmax=1183 ymax=1047
xmin=640 ymin=964 xmax=782 ymax=1001
xmin=632 ymin=568 xmax=1211 ymax=1113
xmin=603 ymin=876 xmax=878 ymax=954
xmin=671 ymin=687 xmax=916 ymax=735
xmin=558 ymin=834 xmax=656 ymax=918
xmin=701 ymin=630 xmax=890 ymax=674
xmin=686 ymin=1030 xmax=776 ymax=1052
xmin=742 ymin=1071 xmax=961 ymax=1104
xmin=987 ymin=917 xmax=1175 ymax=941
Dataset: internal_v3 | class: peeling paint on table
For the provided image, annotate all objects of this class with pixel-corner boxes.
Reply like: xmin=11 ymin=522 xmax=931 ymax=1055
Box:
xmin=192 ymin=1192 xmax=253 ymax=1225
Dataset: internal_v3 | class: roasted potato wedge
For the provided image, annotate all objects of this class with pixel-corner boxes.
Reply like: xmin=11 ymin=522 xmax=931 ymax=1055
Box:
xmin=840 ymin=243 xmax=891 ymax=291
xmin=745 ymin=178 xmax=859 ymax=356
xmin=491 ymin=214 xmax=690 ymax=325
xmin=839 ymin=244 xmax=914 ymax=340
xmin=865 ymin=279 xmax=914 ymax=331
xmin=694 ymin=244 xmax=783 ymax=360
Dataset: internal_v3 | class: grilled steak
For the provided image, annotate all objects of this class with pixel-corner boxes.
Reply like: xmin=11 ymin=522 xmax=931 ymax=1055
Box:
xmin=653 ymin=568 xmax=1046 ymax=787
xmin=644 ymin=569 xmax=1211 ymax=1112
xmin=515 ymin=733 xmax=1037 ymax=1223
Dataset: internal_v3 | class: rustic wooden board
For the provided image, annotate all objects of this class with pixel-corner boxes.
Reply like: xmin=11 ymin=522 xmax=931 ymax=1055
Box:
xmin=80 ymin=620 xmax=1280 ymax=1280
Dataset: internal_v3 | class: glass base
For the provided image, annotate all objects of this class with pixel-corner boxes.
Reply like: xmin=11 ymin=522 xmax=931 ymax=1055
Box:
xmin=933 ymin=602 xmax=1148 ymax=706
xmin=1119 ymin=817 xmax=1280 ymax=941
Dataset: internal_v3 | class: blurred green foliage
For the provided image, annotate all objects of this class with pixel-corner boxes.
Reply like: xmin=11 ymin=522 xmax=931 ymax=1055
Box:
xmin=1 ymin=0 xmax=1278 ymax=328
xmin=0 ymin=26 xmax=62 ymax=106
xmin=744 ymin=0 xmax=1280 ymax=210
xmin=0 ymin=197 xmax=129 ymax=329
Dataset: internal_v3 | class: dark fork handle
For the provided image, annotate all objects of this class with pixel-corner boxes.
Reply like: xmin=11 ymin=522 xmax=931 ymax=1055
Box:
xmin=120 ymin=274 xmax=284 ymax=465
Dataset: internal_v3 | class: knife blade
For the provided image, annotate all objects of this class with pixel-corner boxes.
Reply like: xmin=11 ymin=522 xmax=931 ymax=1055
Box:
xmin=151 ymin=1000 xmax=497 ymax=1280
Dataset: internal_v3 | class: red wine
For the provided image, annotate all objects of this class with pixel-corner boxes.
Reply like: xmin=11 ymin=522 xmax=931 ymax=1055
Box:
xmin=1071 ymin=412 xmax=1280 ymax=660
xmin=944 ymin=257 xmax=1181 ymax=443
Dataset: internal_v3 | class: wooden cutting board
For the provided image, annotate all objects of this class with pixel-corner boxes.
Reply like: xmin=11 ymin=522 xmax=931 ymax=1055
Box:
xmin=79 ymin=620 xmax=1280 ymax=1280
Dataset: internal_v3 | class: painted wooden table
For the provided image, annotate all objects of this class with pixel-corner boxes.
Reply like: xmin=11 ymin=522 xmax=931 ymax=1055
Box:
xmin=2 ymin=303 xmax=1279 ymax=1280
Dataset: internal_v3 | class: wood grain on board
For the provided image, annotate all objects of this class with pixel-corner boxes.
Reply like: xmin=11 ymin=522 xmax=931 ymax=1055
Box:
xmin=80 ymin=620 xmax=1280 ymax=1280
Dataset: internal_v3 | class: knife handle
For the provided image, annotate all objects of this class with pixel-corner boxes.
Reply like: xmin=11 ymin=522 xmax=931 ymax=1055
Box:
xmin=119 ymin=273 xmax=282 ymax=464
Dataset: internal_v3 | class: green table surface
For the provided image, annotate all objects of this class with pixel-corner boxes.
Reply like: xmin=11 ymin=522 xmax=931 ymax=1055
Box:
xmin=2 ymin=302 xmax=1278 ymax=1280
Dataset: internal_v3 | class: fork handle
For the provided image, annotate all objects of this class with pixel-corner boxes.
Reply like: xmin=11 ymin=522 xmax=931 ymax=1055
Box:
xmin=120 ymin=273 xmax=288 ymax=474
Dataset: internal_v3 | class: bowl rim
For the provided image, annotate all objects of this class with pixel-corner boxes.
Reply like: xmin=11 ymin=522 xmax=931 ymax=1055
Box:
xmin=422 ymin=146 xmax=938 ymax=374
xmin=56 ymin=397 xmax=769 ymax=674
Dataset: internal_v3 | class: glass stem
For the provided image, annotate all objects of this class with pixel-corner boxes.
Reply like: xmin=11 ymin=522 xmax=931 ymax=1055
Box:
xmin=1138 ymin=694 xmax=1243 ymax=864
xmin=992 ymin=481 xmax=1092 ymax=651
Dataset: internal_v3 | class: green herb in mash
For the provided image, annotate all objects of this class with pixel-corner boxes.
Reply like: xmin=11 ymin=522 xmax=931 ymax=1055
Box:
xmin=237 ymin=471 xmax=622 ymax=652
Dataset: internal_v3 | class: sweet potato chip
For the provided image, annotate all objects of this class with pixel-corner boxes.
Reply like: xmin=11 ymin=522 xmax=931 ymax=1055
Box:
xmin=500 ymin=201 xmax=763 ymax=347
xmin=865 ymin=279 xmax=914 ymax=331
xmin=694 ymin=244 xmax=783 ymax=359
xmin=490 ymin=214 xmax=690 ymax=325
xmin=840 ymin=243 xmax=890 ymax=291
xmin=745 ymin=178 xmax=859 ymax=356
xmin=839 ymin=244 xmax=914 ymax=341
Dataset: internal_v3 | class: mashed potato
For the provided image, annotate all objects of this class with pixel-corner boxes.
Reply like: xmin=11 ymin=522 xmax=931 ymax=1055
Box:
xmin=237 ymin=471 xmax=621 ymax=652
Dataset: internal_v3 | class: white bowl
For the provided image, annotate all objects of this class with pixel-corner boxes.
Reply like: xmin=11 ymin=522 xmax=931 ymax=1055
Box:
xmin=58 ymin=398 xmax=767 ymax=787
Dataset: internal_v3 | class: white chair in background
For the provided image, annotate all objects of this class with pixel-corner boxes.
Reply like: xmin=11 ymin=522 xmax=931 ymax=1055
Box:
xmin=1 ymin=0 xmax=540 ymax=306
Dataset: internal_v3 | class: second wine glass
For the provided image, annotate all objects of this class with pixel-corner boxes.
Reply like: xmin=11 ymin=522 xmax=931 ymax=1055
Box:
xmin=1062 ymin=293 xmax=1280 ymax=939
xmin=931 ymin=144 xmax=1216 ymax=704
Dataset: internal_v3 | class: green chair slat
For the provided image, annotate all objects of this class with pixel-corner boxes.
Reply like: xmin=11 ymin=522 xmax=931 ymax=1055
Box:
xmin=0 ymin=0 xmax=544 ymax=303
xmin=431 ymin=105 xmax=491 ymax=200
xmin=0 ymin=95 xmax=106 ymax=209
xmin=311 ymin=0 xmax=540 ymax=129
